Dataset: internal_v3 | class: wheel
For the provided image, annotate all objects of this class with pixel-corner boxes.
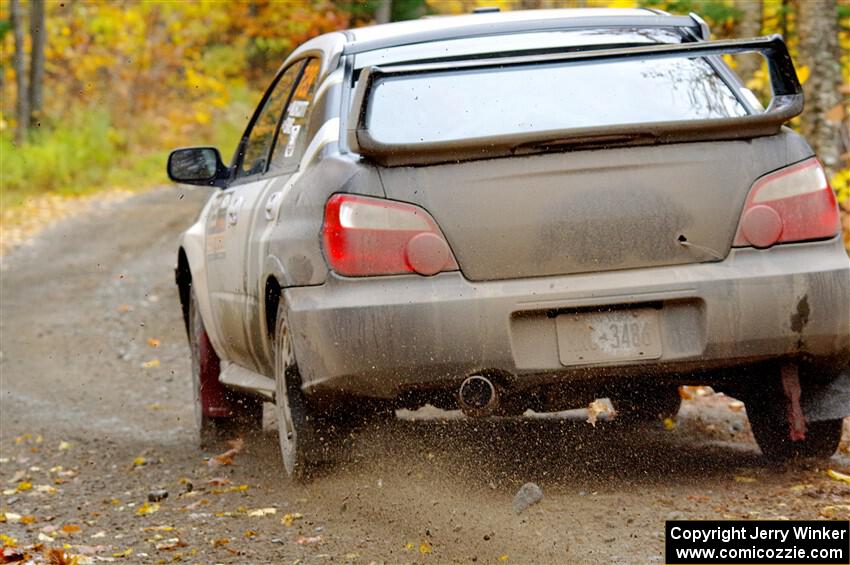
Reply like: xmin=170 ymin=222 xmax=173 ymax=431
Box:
xmin=273 ymin=301 xmax=350 ymax=480
xmin=746 ymin=395 xmax=842 ymax=461
xmin=614 ymin=386 xmax=682 ymax=424
xmin=189 ymin=290 xmax=262 ymax=446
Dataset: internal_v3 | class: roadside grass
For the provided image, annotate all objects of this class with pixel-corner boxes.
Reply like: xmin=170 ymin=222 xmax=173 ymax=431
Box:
xmin=0 ymin=94 xmax=252 ymax=255
xmin=1 ymin=92 xmax=251 ymax=209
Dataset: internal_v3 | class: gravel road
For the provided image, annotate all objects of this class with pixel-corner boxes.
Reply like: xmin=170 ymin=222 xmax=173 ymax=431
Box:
xmin=1 ymin=187 xmax=848 ymax=564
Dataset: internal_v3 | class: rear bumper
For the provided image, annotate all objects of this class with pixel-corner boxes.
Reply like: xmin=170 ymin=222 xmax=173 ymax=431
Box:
xmin=285 ymin=238 xmax=850 ymax=398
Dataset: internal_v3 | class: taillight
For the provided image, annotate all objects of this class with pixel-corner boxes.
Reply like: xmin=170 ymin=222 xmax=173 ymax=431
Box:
xmin=733 ymin=158 xmax=840 ymax=249
xmin=322 ymin=194 xmax=458 ymax=277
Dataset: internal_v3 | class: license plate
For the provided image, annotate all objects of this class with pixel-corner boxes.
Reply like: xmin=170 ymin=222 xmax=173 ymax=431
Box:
xmin=555 ymin=308 xmax=662 ymax=366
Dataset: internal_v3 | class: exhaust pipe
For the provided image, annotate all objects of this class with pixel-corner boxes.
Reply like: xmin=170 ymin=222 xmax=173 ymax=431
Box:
xmin=458 ymin=375 xmax=499 ymax=417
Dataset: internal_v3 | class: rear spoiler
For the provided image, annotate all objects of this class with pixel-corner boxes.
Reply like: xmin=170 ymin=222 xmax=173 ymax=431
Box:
xmin=347 ymin=35 xmax=803 ymax=167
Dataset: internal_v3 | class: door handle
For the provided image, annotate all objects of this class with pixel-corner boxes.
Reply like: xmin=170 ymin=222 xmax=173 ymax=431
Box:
xmin=264 ymin=192 xmax=282 ymax=221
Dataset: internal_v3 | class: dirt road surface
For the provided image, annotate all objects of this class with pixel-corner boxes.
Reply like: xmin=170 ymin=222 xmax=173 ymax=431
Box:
xmin=2 ymin=188 xmax=849 ymax=564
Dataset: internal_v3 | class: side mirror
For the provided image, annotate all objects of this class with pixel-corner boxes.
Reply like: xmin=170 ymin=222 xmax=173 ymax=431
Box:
xmin=167 ymin=147 xmax=227 ymax=187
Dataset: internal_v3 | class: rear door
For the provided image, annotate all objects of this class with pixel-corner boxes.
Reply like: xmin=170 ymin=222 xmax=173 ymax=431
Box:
xmin=204 ymin=60 xmax=306 ymax=369
xmin=242 ymin=58 xmax=324 ymax=372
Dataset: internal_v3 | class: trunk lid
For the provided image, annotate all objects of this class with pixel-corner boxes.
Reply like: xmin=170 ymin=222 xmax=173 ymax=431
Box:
xmin=377 ymin=134 xmax=811 ymax=281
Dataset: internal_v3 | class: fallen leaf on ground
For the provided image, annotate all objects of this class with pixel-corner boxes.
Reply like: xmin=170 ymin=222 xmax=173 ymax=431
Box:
xmin=680 ymin=386 xmax=712 ymax=400
xmin=58 ymin=441 xmax=71 ymax=451
xmin=142 ymin=526 xmax=175 ymax=532
xmin=789 ymin=483 xmax=813 ymax=493
xmin=404 ymin=542 xmax=414 ymax=551
xmin=117 ymin=304 xmax=132 ymax=313
xmin=44 ymin=548 xmax=79 ymax=564
xmin=1 ymin=547 xmax=26 ymax=562
xmin=499 ymin=555 xmax=509 ymax=562
xmin=16 ymin=481 xmax=32 ymax=492
xmin=419 ymin=541 xmax=433 ymax=554
xmin=247 ymin=508 xmax=276 ymax=517
xmin=208 ymin=438 xmax=244 ymax=468
xmin=184 ymin=498 xmax=209 ymax=511
xmin=663 ymin=417 xmax=676 ymax=430
xmin=73 ymin=545 xmax=108 ymax=556
xmin=209 ymin=485 xmax=249 ymax=495
xmin=295 ymin=535 xmax=322 ymax=546
xmin=211 ymin=538 xmax=229 ymax=547
xmin=3 ymin=513 xmax=22 ymax=523
xmin=0 ymin=533 xmax=16 ymax=546
xmin=281 ymin=513 xmax=303 ymax=527
xmin=141 ymin=359 xmax=160 ymax=369
xmin=727 ymin=400 xmax=745 ymax=412
xmin=20 ymin=515 xmax=35 ymax=525
xmin=206 ymin=477 xmax=231 ymax=487
xmin=112 ymin=548 xmax=133 ymax=558
xmin=734 ymin=476 xmax=757 ymax=483
xmin=136 ymin=502 xmax=160 ymax=516
xmin=132 ymin=456 xmax=146 ymax=467
xmin=826 ymin=469 xmax=850 ymax=483
xmin=146 ymin=338 xmax=161 ymax=348
xmin=820 ymin=505 xmax=850 ymax=518
xmin=60 ymin=524 xmax=81 ymax=535
xmin=155 ymin=538 xmax=186 ymax=551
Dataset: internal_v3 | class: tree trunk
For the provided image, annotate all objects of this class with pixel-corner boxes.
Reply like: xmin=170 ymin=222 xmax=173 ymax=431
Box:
xmin=28 ymin=0 xmax=46 ymax=125
xmin=374 ymin=0 xmax=391 ymax=24
xmin=797 ymin=0 xmax=842 ymax=171
xmin=734 ymin=0 xmax=763 ymax=82
xmin=10 ymin=0 xmax=29 ymax=144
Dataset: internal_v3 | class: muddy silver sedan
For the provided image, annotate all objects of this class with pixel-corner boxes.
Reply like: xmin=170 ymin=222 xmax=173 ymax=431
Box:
xmin=168 ymin=8 xmax=850 ymax=478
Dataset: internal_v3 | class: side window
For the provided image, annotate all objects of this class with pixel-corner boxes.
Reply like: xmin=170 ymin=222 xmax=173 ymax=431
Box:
xmin=269 ymin=59 xmax=321 ymax=172
xmin=235 ymin=61 xmax=304 ymax=179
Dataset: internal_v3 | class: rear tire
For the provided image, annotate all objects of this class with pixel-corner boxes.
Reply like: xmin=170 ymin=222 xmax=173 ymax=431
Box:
xmin=745 ymin=392 xmax=842 ymax=461
xmin=189 ymin=290 xmax=262 ymax=447
xmin=274 ymin=301 xmax=350 ymax=480
xmin=614 ymin=386 xmax=682 ymax=424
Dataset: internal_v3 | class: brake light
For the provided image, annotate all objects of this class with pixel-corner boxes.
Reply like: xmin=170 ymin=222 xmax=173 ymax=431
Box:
xmin=322 ymin=194 xmax=458 ymax=276
xmin=733 ymin=158 xmax=840 ymax=248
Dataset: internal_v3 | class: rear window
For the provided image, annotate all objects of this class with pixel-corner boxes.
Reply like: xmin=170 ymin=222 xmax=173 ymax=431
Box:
xmin=366 ymin=57 xmax=748 ymax=145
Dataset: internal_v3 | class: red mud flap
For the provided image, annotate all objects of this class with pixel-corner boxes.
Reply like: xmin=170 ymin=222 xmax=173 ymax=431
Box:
xmin=198 ymin=329 xmax=234 ymax=418
xmin=781 ymin=364 xmax=807 ymax=441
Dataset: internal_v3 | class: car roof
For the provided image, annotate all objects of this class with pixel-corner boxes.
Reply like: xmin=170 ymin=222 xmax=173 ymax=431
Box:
xmin=342 ymin=8 xmax=704 ymax=54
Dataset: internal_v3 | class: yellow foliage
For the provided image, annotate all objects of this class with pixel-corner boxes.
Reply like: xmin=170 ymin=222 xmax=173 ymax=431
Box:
xmin=832 ymin=169 xmax=850 ymax=207
xmin=796 ymin=65 xmax=810 ymax=85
